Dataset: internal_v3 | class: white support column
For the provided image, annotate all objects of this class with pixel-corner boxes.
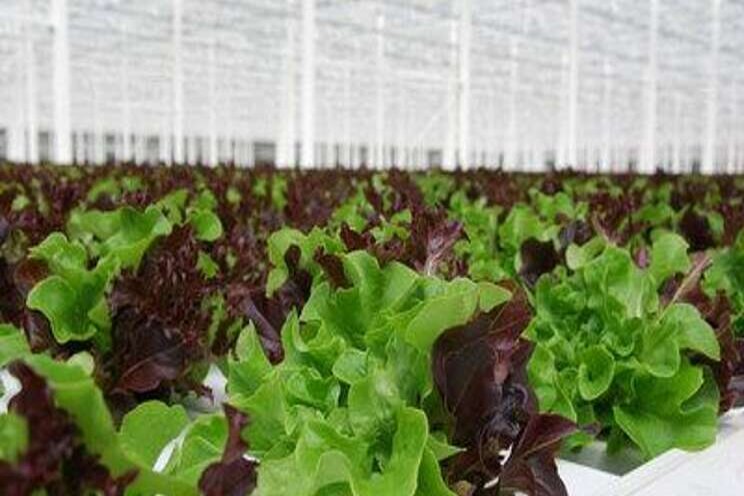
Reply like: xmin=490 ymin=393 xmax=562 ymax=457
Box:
xmin=443 ymin=21 xmax=457 ymax=170
xmin=10 ymin=67 xmax=25 ymax=163
xmin=140 ymin=134 xmax=148 ymax=165
xmin=8 ymin=52 xmax=22 ymax=163
xmin=24 ymin=19 xmax=39 ymax=164
xmin=640 ymin=0 xmax=659 ymax=174
xmin=486 ymin=85 xmax=497 ymax=168
xmin=600 ymin=59 xmax=612 ymax=173
xmin=286 ymin=30 xmax=297 ymax=168
xmin=172 ymin=0 xmax=184 ymax=165
xmin=279 ymin=2 xmax=297 ymax=168
xmin=52 ymin=0 xmax=72 ymax=164
xmin=131 ymin=134 xmax=138 ymax=164
xmin=234 ymin=140 xmax=243 ymax=167
xmin=93 ymin=85 xmax=104 ymax=165
xmin=505 ymin=37 xmax=518 ymax=171
xmin=121 ymin=84 xmax=131 ymax=163
xmin=673 ymin=91 xmax=682 ymax=174
xmin=703 ymin=0 xmax=721 ymax=174
xmin=458 ymin=0 xmax=472 ymax=169
xmin=208 ymin=40 xmax=218 ymax=167
xmin=119 ymin=26 xmax=132 ymax=163
xmin=556 ymin=52 xmax=568 ymax=169
xmin=726 ymin=79 xmax=736 ymax=174
xmin=183 ymin=136 xmax=189 ymax=165
xmin=301 ymin=0 xmax=316 ymax=168
xmin=159 ymin=124 xmax=170 ymax=164
xmin=566 ymin=0 xmax=579 ymax=169
xmin=74 ymin=132 xmax=83 ymax=165
xmin=247 ymin=140 xmax=255 ymax=167
xmin=375 ymin=14 xmax=386 ymax=169
xmin=343 ymin=66 xmax=352 ymax=168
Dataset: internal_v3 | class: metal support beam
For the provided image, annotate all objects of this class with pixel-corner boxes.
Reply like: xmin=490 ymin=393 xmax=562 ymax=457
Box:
xmin=457 ymin=0 xmax=472 ymax=169
xmin=93 ymin=84 xmax=104 ymax=164
xmin=74 ymin=132 xmax=83 ymax=165
xmin=702 ymin=0 xmax=721 ymax=174
xmin=301 ymin=0 xmax=316 ymax=168
xmin=487 ymin=85 xmax=497 ymax=168
xmin=726 ymin=79 xmax=737 ymax=174
xmin=279 ymin=1 xmax=297 ymax=168
xmin=672 ymin=92 xmax=683 ymax=174
xmin=556 ymin=52 xmax=568 ymax=169
xmin=640 ymin=0 xmax=659 ymax=174
xmin=24 ymin=11 xmax=38 ymax=164
xmin=343 ymin=66 xmax=351 ymax=167
xmin=443 ymin=21 xmax=457 ymax=171
xmin=375 ymin=14 xmax=385 ymax=169
xmin=172 ymin=0 xmax=184 ymax=165
xmin=566 ymin=0 xmax=579 ymax=169
xmin=52 ymin=0 xmax=72 ymax=164
xmin=159 ymin=124 xmax=170 ymax=164
xmin=208 ymin=40 xmax=218 ymax=167
xmin=10 ymin=65 xmax=25 ymax=163
xmin=119 ymin=25 xmax=132 ymax=163
xmin=600 ymin=59 xmax=612 ymax=173
xmin=505 ymin=37 xmax=518 ymax=171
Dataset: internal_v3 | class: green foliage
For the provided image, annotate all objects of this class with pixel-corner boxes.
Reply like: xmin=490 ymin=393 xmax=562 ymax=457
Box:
xmin=19 ymin=355 xmax=198 ymax=495
xmin=197 ymin=251 xmax=220 ymax=279
xmin=118 ymin=401 xmax=190 ymax=467
xmin=527 ymin=237 xmax=720 ymax=459
xmin=68 ymin=205 xmax=172 ymax=268
xmin=0 ymin=413 xmax=28 ymax=463
xmin=265 ymin=227 xmax=345 ymax=295
xmin=164 ymin=413 xmax=229 ymax=485
xmin=448 ymin=191 xmax=507 ymax=282
xmin=415 ymin=173 xmax=456 ymax=207
xmin=189 ymin=209 xmax=223 ymax=242
xmin=704 ymin=232 xmax=744 ymax=335
xmin=0 ymin=324 xmax=31 ymax=367
xmin=648 ymin=232 xmax=690 ymax=287
xmin=26 ymin=233 xmax=117 ymax=344
xmin=24 ymin=189 xmax=227 ymax=349
xmin=229 ymin=250 xmax=501 ymax=495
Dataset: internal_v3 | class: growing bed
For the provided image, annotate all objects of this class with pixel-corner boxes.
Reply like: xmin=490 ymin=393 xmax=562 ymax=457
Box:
xmin=0 ymin=164 xmax=742 ymax=495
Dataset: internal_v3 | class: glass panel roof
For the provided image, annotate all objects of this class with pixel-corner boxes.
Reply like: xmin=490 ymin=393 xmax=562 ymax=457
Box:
xmin=0 ymin=0 xmax=742 ymax=172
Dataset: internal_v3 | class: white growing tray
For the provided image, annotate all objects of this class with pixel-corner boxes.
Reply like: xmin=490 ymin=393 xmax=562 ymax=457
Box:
xmin=559 ymin=408 xmax=744 ymax=496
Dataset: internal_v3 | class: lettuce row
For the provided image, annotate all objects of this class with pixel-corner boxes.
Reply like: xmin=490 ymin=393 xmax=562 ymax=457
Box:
xmin=527 ymin=233 xmax=721 ymax=458
xmin=24 ymin=189 xmax=224 ymax=349
xmin=448 ymin=188 xmax=588 ymax=284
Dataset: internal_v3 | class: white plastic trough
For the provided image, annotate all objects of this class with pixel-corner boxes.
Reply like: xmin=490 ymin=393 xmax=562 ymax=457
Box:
xmin=2 ymin=366 xmax=742 ymax=494
xmin=559 ymin=407 xmax=744 ymax=496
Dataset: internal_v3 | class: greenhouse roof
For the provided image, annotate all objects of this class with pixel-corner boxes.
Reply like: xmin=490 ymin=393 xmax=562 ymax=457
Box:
xmin=0 ymin=0 xmax=742 ymax=173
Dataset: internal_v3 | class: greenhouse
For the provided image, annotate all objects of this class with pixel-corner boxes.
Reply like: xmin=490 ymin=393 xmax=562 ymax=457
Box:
xmin=0 ymin=1 xmax=742 ymax=495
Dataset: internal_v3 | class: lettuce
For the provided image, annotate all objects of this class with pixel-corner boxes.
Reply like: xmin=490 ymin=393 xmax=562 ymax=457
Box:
xmin=229 ymin=250 xmax=502 ymax=496
xmin=527 ymin=234 xmax=721 ymax=458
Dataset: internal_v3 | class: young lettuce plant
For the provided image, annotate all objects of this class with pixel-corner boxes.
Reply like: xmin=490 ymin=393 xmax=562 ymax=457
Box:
xmin=227 ymin=250 xmax=511 ymax=495
xmin=432 ymin=283 xmax=577 ymax=496
xmin=527 ymin=232 xmax=721 ymax=459
xmin=447 ymin=191 xmax=508 ymax=283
